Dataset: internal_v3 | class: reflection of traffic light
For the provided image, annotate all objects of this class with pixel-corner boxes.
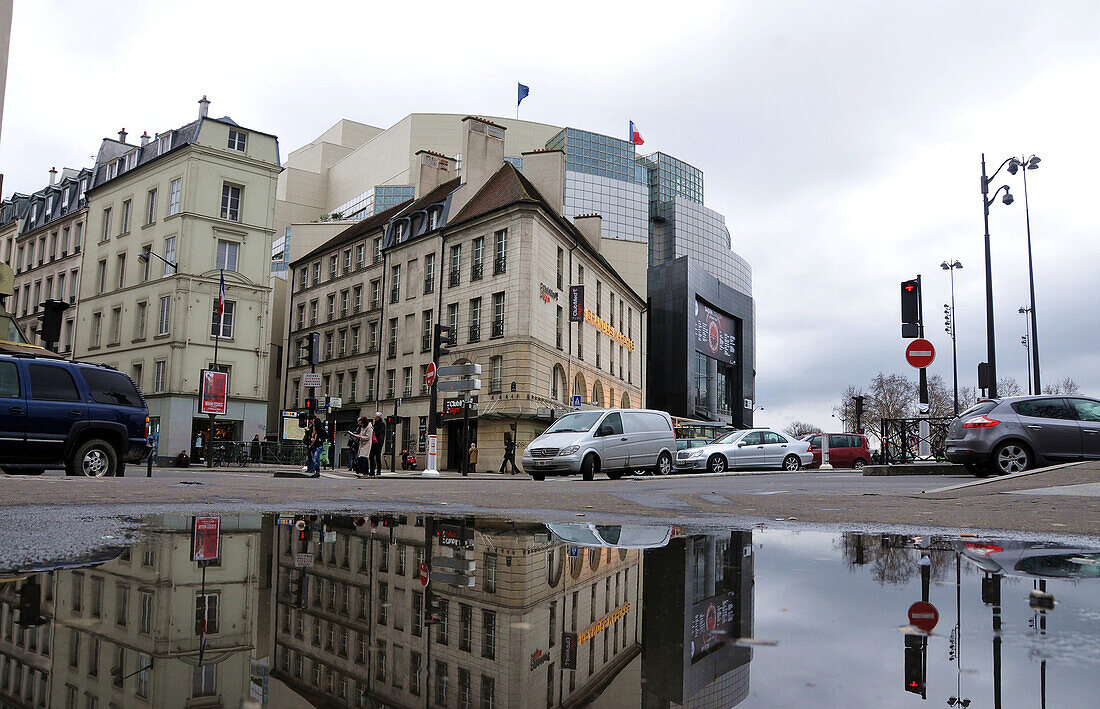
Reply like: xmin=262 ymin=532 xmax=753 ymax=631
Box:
xmin=904 ymin=635 xmax=926 ymax=697
xmin=427 ymin=594 xmax=445 ymax=625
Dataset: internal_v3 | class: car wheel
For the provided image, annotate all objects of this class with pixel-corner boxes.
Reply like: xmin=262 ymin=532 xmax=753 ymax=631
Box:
xmin=707 ymin=454 xmax=727 ymax=474
xmin=71 ymin=439 xmax=119 ymax=478
xmin=530 ymin=470 xmax=545 ymax=481
xmin=993 ymin=442 xmax=1030 ymax=475
xmin=581 ymin=454 xmax=599 ymax=481
xmin=783 ymin=455 xmax=802 ymax=471
xmin=852 ymin=458 xmax=867 ymax=470
xmin=654 ymin=452 xmax=673 ymax=476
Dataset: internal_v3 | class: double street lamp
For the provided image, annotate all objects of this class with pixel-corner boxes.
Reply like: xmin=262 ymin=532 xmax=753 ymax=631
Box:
xmin=941 ymin=260 xmax=962 ymax=415
xmin=1007 ymin=156 xmax=1042 ymax=393
xmin=979 ymin=155 xmax=1016 ymax=398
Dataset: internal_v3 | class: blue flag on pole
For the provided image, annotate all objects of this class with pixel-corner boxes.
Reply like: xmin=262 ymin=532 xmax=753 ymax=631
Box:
xmin=518 ymin=83 xmax=530 ymax=106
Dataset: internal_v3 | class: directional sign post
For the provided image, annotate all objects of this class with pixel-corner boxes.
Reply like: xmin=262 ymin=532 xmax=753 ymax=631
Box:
xmin=425 ymin=362 xmax=437 ymax=388
xmin=906 ymin=338 xmax=936 ymax=369
xmin=437 ymin=363 xmax=482 ymax=378
xmin=437 ymin=379 xmax=482 ymax=393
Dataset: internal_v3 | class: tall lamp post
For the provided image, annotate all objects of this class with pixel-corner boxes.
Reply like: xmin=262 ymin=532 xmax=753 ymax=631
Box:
xmin=941 ymin=260 xmax=962 ymax=415
xmin=1007 ymin=155 xmax=1042 ymax=393
xmin=979 ymin=155 xmax=1016 ymax=398
xmin=1019 ymin=307 xmax=1032 ymax=395
xmin=137 ymin=247 xmax=178 ymax=468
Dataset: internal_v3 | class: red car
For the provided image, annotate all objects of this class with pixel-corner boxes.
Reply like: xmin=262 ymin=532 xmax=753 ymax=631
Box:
xmin=803 ymin=433 xmax=872 ymax=469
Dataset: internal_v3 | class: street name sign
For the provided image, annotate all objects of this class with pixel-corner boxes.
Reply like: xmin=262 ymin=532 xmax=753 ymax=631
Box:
xmin=437 ymin=379 xmax=482 ymax=392
xmin=437 ymin=363 xmax=482 ymax=377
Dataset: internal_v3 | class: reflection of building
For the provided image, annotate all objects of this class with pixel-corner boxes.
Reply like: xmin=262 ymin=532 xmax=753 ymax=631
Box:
xmin=46 ymin=514 xmax=262 ymax=709
xmin=271 ymin=514 xmax=642 ymax=707
xmin=1 ymin=566 xmax=57 ymax=707
xmin=642 ymin=531 xmax=754 ymax=708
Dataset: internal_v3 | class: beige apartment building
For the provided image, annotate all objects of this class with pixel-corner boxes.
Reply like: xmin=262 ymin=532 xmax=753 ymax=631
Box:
xmin=72 ymin=99 xmax=282 ymax=463
xmin=285 ymin=118 xmax=645 ymax=470
xmin=271 ymin=515 xmax=641 ymax=708
xmin=5 ymin=168 xmax=90 ymax=353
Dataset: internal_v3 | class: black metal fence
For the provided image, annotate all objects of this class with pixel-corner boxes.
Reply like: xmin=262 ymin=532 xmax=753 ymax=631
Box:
xmin=879 ymin=417 xmax=953 ymax=464
xmin=202 ymin=441 xmax=309 ymax=467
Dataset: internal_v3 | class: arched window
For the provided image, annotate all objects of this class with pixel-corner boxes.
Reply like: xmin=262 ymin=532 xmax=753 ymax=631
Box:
xmin=591 ymin=381 xmax=604 ymax=408
xmin=608 ymin=387 xmax=616 ymax=409
xmin=620 ymin=392 xmax=630 ymax=409
xmin=573 ymin=372 xmax=587 ymax=403
xmin=551 ymin=365 xmax=567 ymax=403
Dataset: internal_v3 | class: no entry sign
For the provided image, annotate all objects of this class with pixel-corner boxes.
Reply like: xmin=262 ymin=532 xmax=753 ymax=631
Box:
xmin=905 ymin=338 xmax=936 ymax=369
xmin=907 ymin=601 xmax=939 ymax=633
xmin=419 ymin=562 xmax=430 ymax=588
xmin=426 ymin=362 xmax=437 ymax=388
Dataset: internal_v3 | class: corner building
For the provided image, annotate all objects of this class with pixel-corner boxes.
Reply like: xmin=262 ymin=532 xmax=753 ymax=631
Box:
xmin=285 ymin=118 xmax=644 ymax=470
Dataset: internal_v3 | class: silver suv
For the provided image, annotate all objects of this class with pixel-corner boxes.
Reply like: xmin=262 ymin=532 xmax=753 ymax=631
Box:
xmin=944 ymin=395 xmax=1100 ymax=476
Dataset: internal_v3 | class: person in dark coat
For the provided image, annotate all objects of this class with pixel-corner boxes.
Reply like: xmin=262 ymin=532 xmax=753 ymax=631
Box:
xmin=250 ymin=434 xmax=261 ymax=463
xmin=369 ymin=411 xmax=387 ymax=477
xmin=500 ymin=432 xmax=520 ymax=475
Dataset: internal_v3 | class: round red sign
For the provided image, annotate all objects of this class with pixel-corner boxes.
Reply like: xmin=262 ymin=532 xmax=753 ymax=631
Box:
xmin=426 ymin=362 xmax=437 ymax=388
xmin=905 ymin=338 xmax=936 ymax=369
xmin=419 ymin=562 xmax=430 ymax=588
xmin=907 ymin=601 xmax=939 ymax=633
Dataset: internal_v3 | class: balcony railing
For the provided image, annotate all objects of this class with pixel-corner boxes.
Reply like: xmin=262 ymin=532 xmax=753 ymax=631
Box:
xmin=387 ymin=341 xmax=396 ymax=358
xmin=468 ymin=324 xmax=481 ymax=343
xmin=491 ymin=320 xmax=504 ymax=338
xmin=471 ymin=262 xmax=483 ymax=281
xmin=421 ymin=335 xmax=432 ymax=352
xmin=449 ymin=270 xmax=461 ymax=287
xmin=390 ymin=287 xmax=400 ymax=303
xmin=424 ymin=278 xmax=434 ymax=294
xmin=493 ymin=256 xmax=506 ymax=275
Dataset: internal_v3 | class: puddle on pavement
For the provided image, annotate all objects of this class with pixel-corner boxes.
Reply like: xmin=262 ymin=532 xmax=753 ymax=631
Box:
xmin=2 ymin=513 xmax=1098 ymax=707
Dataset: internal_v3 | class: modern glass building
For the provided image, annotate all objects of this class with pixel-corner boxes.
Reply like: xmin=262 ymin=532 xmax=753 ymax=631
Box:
xmin=334 ymin=184 xmax=416 ymax=221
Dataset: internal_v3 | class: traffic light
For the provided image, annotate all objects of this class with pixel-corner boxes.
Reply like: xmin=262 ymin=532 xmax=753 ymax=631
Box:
xmin=901 ymin=278 xmax=921 ymax=338
xmin=301 ymin=332 xmax=320 ymax=365
xmin=434 ymin=323 xmax=455 ymax=360
xmin=36 ymin=299 xmax=70 ymax=351
xmin=386 ymin=415 xmax=399 ymax=426
xmin=853 ymin=395 xmax=865 ymax=431
xmin=304 ymin=398 xmax=318 ymax=415
xmin=903 ymin=635 xmax=926 ymax=697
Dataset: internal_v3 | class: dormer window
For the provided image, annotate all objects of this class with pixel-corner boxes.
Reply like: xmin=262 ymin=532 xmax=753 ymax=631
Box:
xmin=46 ymin=195 xmax=54 ymax=214
xmin=30 ymin=203 xmax=38 ymax=222
xmin=394 ymin=222 xmax=405 ymax=241
xmin=228 ymin=129 xmax=247 ymax=152
xmin=428 ymin=210 xmax=438 ymax=230
xmin=62 ymin=189 xmax=70 ymax=209
xmin=159 ymin=134 xmax=171 ymax=154
xmin=78 ymin=178 xmax=87 ymax=200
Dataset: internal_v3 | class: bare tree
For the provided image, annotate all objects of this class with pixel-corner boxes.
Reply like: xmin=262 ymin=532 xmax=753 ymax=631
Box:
xmin=831 ymin=385 xmax=863 ymax=432
xmin=997 ymin=376 xmax=1023 ymax=397
xmin=834 ymin=374 xmax=916 ymax=445
xmin=784 ymin=420 xmax=820 ymax=438
xmin=926 ymin=374 xmax=954 ymax=418
xmin=958 ymin=385 xmax=978 ymax=411
xmin=1042 ymin=377 xmax=1080 ymax=395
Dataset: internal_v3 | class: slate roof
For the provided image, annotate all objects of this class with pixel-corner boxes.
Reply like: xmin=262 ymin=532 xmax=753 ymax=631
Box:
xmin=15 ymin=168 xmax=94 ymax=237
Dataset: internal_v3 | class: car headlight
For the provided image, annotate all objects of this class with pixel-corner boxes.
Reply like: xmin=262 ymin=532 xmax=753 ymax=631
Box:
xmin=560 ymin=445 xmax=580 ymax=456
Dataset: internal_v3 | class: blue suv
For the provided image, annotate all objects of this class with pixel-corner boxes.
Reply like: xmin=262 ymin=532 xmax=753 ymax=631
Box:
xmin=0 ymin=353 xmax=150 ymax=477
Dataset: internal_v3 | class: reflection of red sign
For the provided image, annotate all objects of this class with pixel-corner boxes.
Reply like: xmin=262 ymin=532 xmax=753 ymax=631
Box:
xmin=192 ymin=516 xmax=221 ymax=562
xmin=200 ymin=369 xmax=229 ymax=415
xmin=907 ymin=601 xmax=939 ymax=633
xmin=419 ymin=562 xmax=430 ymax=587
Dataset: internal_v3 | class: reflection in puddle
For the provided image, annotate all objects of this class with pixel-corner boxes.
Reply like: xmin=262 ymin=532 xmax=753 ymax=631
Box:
xmin=0 ymin=515 xmax=1097 ymax=707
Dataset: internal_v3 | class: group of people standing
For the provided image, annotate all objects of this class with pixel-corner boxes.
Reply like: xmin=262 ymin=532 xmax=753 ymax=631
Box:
xmin=303 ymin=412 xmax=387 ymax=478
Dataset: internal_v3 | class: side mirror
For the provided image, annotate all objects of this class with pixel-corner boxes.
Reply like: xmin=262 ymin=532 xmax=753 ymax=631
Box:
xmin=599 ymin=425 xmax=616 ymax=437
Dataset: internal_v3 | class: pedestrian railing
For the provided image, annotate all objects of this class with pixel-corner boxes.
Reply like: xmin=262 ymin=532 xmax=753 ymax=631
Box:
xmin=879 ymin=417 xmax=953 ymax=464
xmin=204 ymin=441 xmax=308 ymax=466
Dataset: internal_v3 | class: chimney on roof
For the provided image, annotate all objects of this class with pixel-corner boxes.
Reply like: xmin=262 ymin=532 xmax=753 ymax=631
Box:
xmin=520 ymin=149 xmax=565 ymax=217
xmin=198 ymin=95 xmax=210 ymax=119
xmin=450 ymin=116 xmax=507 ymax=215
xmin=574 ymin=213 xmax=603 ymax=254
xmin=49 ymin=167 xmax=57 ymax=185
xmin=413 ymin=150 xmax=457 ymax=199
xmin=118 ymin=128 xmax=128 ymax=143
xmin=140 ymin=131 xmax=151 ymax=147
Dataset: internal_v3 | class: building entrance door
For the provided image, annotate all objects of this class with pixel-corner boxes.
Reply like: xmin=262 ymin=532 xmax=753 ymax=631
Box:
xmin=446 ymin=420 xmax=478 ymax=472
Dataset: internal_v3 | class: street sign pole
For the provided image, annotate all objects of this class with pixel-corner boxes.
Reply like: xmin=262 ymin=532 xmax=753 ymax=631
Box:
xmin=461 ymin=396 xmax=471 ymax=477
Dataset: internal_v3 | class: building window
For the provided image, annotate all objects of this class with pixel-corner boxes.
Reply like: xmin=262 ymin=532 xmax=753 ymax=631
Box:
xmin=493 ymin=229 xmax=507 ymax=274
xmin=116 ymin=254 xmax=126 ymax=289
xmin=216 ymin=240 xmax=239 ymax=271
xmin=154 ymin=361 xmax=166 ymax=393
xmin=472 ymin=236 xmax=484 ymax=280
xmin=386 ymin=370 xmax=395 ymax=398
xmin=481 ymin=675 xmax=495 ymax=709
xmin=460 ymin=604 xmax=472 ymax=652
xmin=340 ymin=290 xmax=349 ymax=317
xmin=343 ymin=248 xmax=352 ymax=274
xmin=449 ymin=244 xmax=462 ymax=287
xmin=459 ymin=670 xmax=471 ymax=709
xmin=370 ymin=279 xmax=381 ymax=310
xmin=191 ymin=664 xmax=216 ymax=698
xmin=556 ymin=306 xmax=563 ymax=350
xmin=163 ymin=236 xmax=176 ymax=275
xmin=353 ymin=285 xmax=362 ymax=313
xmin=410 ymin=651 xmax=423 ymax=696
xmin=195 ymin=593 xmax=219 ymax=634
xmin=490 ymin=356 xmax=502 ymax=393
xmin=101 ymin=208 xmax=112 ymax=241
xmin=491 ymin=292 xmax=504 ymax=338
xmin=339 ymin=329 xmax=348 ymax=357
xmin=387 ymin=318 xmax=398 ymax=359
xmin=391 ymin=265 xmax=401 ymax=303
xmin=435 ymin=661 xmax=449 ymax=706
xmin=309 ymin=300 xmax=317 ymax=325
xmin=424 ymin=252 xmax=436 ymax=293
xmin=211 ymin=300 xmax=235 ymax=338
xmin=421 ymin=310 xmax=433 ymax=352
xmin=412 ymin=592 xmax=424 ymax=637
xmin=330 ymin=255 xmax=338 ymax=280
xmin=436 ymin=599 xmax=450 ymax=645
xmin=327 ymin=294 xmax=335 ymax=321
xmin=95 ymin=259 xmax=107 ymax=294
xmin=227 ymin=129 xmax=246 ymax=152
xmin=220 ymin=184 xmax=241 ymax=222
xmin=146 ymin=188 xmax=157 ymax=224
xmin=158 ymin=296 xmax=171 ymax=335
xmin=373 ymin=237 xmax=382 ymax=263
xmin=169 ymin=179 xmax=181 ymax=215
xmin=136 ymin=653 xmax=151 ymax=698
xmin=484 ymin=553 xmax=497 ymax=592
xmin=313 ymin=261 xmax=321 ymax=283
xmin=109 ymin=307 xmax=122 ymax=345
xmin=139 ymin=591 xmax=153 ymax=634
xmin=90 ymin=312 xmax=102 ymax=348
xmin=356 ymin=244 xmax=365 ymax=268
xmin=349 ymin=370 xmax=358 ymax=401
xmin=403 ymin=367 xmax=413 ymax=397
xmin=469 ymin=298 xmax=481 ymax=342
xmin=121 ymin=199 xmax=132 ymax=234
xmin=377 ymin=583 xmax=388 ymax=625
xmin=375 ymin=646 xmax=387 ymax=683
xmin=556 ymin=247 xmax=564 ymax=290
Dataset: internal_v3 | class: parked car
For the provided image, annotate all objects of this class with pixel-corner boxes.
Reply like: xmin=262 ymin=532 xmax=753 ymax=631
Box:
xmin=522 ymin=409 xmax=677 ymax=481
xmin=545 ymin=523 xmax=673 ymax=549
xmin=676 ymin=437 xmax=711 ymax=452
xmin=944 ymin=395 xmax=1100 ymax=476
xmin=676 ymin=428 xmax=812 ymax=473
xmin=0 ymin=353 xmax=150 ymax=477
xmin=803 ymin=433 xmax=872 ymax=469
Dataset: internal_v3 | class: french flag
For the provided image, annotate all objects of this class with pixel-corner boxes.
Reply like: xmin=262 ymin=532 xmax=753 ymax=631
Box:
xmin=629 ymin=120 xmax=644 ymax=146
xmin=215 ymin=271 xmax=225 ymax=316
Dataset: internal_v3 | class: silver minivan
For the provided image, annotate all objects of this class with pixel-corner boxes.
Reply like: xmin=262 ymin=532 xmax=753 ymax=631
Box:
xmin=521 ymin=409 xmax=677 ymax=481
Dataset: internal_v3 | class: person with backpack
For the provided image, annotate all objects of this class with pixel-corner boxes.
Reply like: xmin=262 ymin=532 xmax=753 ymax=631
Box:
xmin=305 ymin=417 xmax=325 ymax=477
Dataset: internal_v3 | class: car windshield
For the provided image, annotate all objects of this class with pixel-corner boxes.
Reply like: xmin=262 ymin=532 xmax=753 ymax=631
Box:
xmin=1 ymin=314 xmax=29 ymax=344
xmin=543 ymin=412 xmax=603 ymax=434
xmin=713 ymin=430 xmax=747 ymax=444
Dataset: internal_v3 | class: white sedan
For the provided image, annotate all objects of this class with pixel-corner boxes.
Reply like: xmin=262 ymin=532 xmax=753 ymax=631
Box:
xmin=674 ymin=429 xmax=812 ymax=473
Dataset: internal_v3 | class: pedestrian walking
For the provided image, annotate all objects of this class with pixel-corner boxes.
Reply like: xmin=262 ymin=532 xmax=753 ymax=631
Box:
xmin=500 ymin=432 xmax=520 ymax=475
xmin=369 ymin=412 xmax=387 ymax=477
xmin=351 ymin=416 xmax=373 ymax=478
xmin=250 ymin=434 xmax=261 ymax=463
xmin=305 ymin=417 xmax=324 ymax=477
xmin=467 ymin=441 xmax=478 ymax=475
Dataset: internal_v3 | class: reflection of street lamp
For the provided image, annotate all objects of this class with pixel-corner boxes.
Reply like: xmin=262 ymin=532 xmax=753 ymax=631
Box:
xmin=979 ymin=155 xmax=1016 ymax=398
xmin=941 ymin=260 xmax=962 ymax=415
xmin=110 ymin=659 xmax=153 ymax=681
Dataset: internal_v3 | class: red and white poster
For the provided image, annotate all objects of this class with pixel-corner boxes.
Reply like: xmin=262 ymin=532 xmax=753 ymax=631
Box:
xmin=200 ymin=369 xmax=229 ymax=415
xmin=192 ymin=516 xmax=221 ymax=562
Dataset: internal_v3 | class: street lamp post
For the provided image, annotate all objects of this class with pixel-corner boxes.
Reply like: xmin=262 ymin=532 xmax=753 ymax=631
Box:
xmin=1019 ymin=307 xmax=1032 ymax=395
xmin=1008 ymin=156 xmax=1042 ymax=393
xmin=979 ymin=154 xmax=1016 ymax=399
xmin=941 ymin=260 xmax=963 ymax=416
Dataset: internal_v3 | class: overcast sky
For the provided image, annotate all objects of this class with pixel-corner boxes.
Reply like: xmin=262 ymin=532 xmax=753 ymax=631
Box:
xmin=2 ymin=1 xmax=1098 ymax=430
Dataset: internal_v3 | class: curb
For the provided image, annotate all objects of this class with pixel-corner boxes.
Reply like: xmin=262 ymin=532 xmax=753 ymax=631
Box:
xmin=922 ymin=461 xmax=1085 ymax=494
